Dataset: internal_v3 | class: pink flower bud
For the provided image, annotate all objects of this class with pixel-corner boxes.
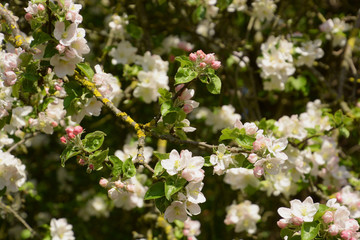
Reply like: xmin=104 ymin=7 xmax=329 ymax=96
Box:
xmin=196 ymin=50 xmax=206 ymax=59
xmin=189 ymin=53 xmax=197 ymax=62
xmin=56 ymin=44 xmax=66 ymax=54
xmin=199 ymin=62 xmax=206 ymax=68
xmin=89 ymin=164 xmax=94 ymax=170
xmin=340 ymin=230 xmax=352 ymax=240
xmin=55 ymin=85 xmax=62 ymax=91
xmin=291 ymin=216 xmax=304 ymax=226
xmin=4 ymin=71 xmax=17 ymax=86
xmin=78 ymin=158 xmax=86 ymax=165
xmin=37 ymin=4 xmax=45 ymax=11
xmin=115 ymin=180 xmax=124 ymax=189
xmin=328 ymin=224 xmax=339 ymax=236
xmin=277 ymin=219 xmax=288 ymax=229
xmin=60 ymin=136 xmax=67 ymax=144
xmin=51 ymin=122 xmax=58 ymax=128
xmin=204 ymin=53 xmax=215 ymax=64
xmin=253 ymin=166 xmax=264 ymax=178
xmin=68 ymin=132 xmax=76 ymax=139
xmin=183 ymin=104 xmax=194 ymax=114
xmin=73 ymin=126 xmax=83 ymax=135
xmin=322 ymin=211 xmax=334 ymax=224
xmin=126 ymin=184 xmax=135 ymax=193
xmin=65 ymin=49 xmax=76 ymax=58
xmin=25 ymin=13 xmax=32 ymax=21
xmin=65 ymin=127 xmax=74 ymax=135
xmin=211 ymin=60 xmax=221 ymax=70
xmin=183 ymin=229 xmax=190 ymax=236
xmin=99 ymin=178 xmax=109 ymax=188
xmin=336 ymin=192 xmax=343 ymax=203
xmin=175 ymin=84 xmax=185 ymax=92
xmin=248 ymin=153 xmax=258 ymax=164
xmin=169 ymin=55 xmax=175 ymax=62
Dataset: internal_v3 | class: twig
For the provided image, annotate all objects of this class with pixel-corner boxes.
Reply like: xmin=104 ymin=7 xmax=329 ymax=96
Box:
xmin=0 ymin=200 xmax=37 ymax=237
xmin=151 ymin=132 xmax=251 ymax=154
xmin=0 ymin=4 xmax=38 ymax=54
xmin=6 ymin=132 xmax=39 ymax=153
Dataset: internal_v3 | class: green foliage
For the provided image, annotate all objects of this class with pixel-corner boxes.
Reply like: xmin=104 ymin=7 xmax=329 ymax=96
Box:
xmin=108 ymin=155 xmax=123 ymax=177
xmin=164 ymin=175 xmax=187 ymax=200
xmin=77 ymin=63 xmax=95 ymax=80
xmin=122 ymin=158 xmax=136 ymax=179
xmin=60 ymin=145 xmax=81 ymax=167
xmin=144 ymin=181 xmax=165 ymax=200
xmin=301 ymin=222 xmax=320 ymax=240
xmin=175 ymin=67 xmax=198 ymax=84
xmin=82 ymin=131 xmax=106 ymax=152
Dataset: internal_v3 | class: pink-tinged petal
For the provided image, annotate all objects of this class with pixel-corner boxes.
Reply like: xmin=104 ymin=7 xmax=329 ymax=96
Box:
xmin=186 ymin=202 xmax=201 ymax=215
xmin=54 ymin=21 xmax=65 ymax=40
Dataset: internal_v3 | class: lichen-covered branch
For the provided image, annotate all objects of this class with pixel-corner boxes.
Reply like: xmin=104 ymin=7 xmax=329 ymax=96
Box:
xmin=73 ymin=72 xmax=146 ymax=164
xmin=0 ymin=4 xmax=37 ymax=54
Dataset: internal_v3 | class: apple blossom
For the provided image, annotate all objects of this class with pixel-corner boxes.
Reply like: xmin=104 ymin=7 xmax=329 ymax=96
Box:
xmin=50 ymin=218 xmax=75 ymax=240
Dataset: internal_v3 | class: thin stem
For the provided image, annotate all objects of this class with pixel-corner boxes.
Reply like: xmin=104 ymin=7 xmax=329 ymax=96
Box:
xmin=0 ymin=200 xmax=37 ymax=237
xmin=6 ymin=133 xmax=39 ymax=153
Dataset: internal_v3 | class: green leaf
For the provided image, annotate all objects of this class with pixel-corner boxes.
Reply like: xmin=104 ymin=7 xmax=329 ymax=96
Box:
xmin=157 ymin=0 xmax=166 ymax=5
xmin=199 ymin=74 xmax=208 ymax=84
xmin=203 ymin=156 xmax=212 ymax=167
xmin=233 ymin=154 xmax=246 ymax=167
xmin=108 ymin=155 xmax=123 ymax=177
xmin=158 ymin=88 xmax=172 ymax=104
xmin=60 ymin=145 xmax=81 ymax=167
xmin=313 ymin=204 xmax=329 ymax=221
xmin=219 ymin=128 xmax=241 ymax=141
xmin=43 ymin=42 xmax=58 ymax=58
xmin=126 ymin=24 xmax=143 ymax=39
xmin=144 ymin=181 xmax=165 ymax=200
xmin=175 ymin=56 xmax=194 ymax=68
xmin=153 ymin=161 xmax=165 ymax=177
xmin=82 ymin=131 xmax=106 ymax=152
xmin=161 ymin=101 xmax=172 ymax=116
xmin=89 ymin=149 xmax=109 ymax=171
xmin=175 ymin=67 xmax=198 ymax=85
xmin=339 ymin=126 xmax=350 ymax=138
xmin=192 ymin=5 xmax=206 ymax=23
xmin=155 ymin=197 xmax=171 ymax=213
xmin=206 ymin=73 xmax=221 ymax=94
xmin=153 ymin=152 xmax=170 ymax=160
xmin=235 ymin=135 xmax=256 ymax=150
xmin=122 ymin=158 xmax=136 ymax=179
xmin=301 ymin=222 xmax=320 ymax=240
xmin=77 ymin=63 xmax=94 ymax=80
xmin=280 ymin=228 xmax=295 ymax=239
xmin=164 ymin=175 xmax=187 ymax=200
xmin=30 ymin=31 xmax=52 ymax=47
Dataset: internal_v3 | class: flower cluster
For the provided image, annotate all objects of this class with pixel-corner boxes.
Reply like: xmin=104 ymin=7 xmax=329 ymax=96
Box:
xmin=224 ymin=200 xmax=261 ymax=234
xmin=183 ymin=218 xmax=201 ymax=240
xmin=320 ymin=18 xmax=350 ymax=47
xmin=47 ymin=1 xmax=90 ymax=78
xmin=161 ymin=149 xmax=206 ymax=222
xmin=251 ymin=0 xmax=277 ymax=22
xmin=0 ymin=150 xmax=26 ymax=192
xmin=60 ymin=126 xmax=84 ymax=144
xmin=189 ymin=50 xmax=221 ymax=70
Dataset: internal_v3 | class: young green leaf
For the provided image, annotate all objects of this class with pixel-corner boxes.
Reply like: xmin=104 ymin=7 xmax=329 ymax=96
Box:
xmin=108 ymin=155 xmax=123 ymax=177
xmin=301 ymin=222 xmax=320 ymax=240
xmin=206 ymin=73 xmax=221 ymax=94
xmin=164 ymin=175 xmax=187 ymax=200
xmin=144 ymin=181 xmax=165 ymax=200
xmin=60 ymin=145 xmax=81 ymax=167
xmin=77 ymin=63 xmax=95 ymax=79
xmin=175 ymin=67 xmax=198 ymax=84
xmin=89 ymin=149 xmax=109 ymax=170
xmin=82 ymin=131 xmax=106 ymax=152
xmin=122 ymin=158 xmax=136 ymax=179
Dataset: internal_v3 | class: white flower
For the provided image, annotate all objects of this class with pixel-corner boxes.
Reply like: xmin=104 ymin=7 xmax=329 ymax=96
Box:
xmin=205 ymin=105 xmax=241 ymax=132
xmin=110 ymin=41 xmax=137 ymax=65
xmin=54 ymin=22 xmax=78 ymax=46
xmin=224 ymin=168 xmax=259 ymax=190
xmin=135 ymin=52 xmax=169 ymax=72
xmin=93 ymin=65 xmax=123 ymax=104
xmin=224 ymin=200 xmax=261 ymax=234
xmin=133 ymin=70 xmax=169 ymax=103
xmin=257 ymin=36 xmax=295 ymax=91
xmin=0 ymin=151 xmax=26 ymax=192
xmin=252 ymin=0 xmax=277 ymax=22
xmin=50 ymin=218 xmax=75 ymax=240
xmin=181 ymin=119 xmax=196 ymax=132
xmin=79 ymin=196 xmax=109 ymax=221
xmin=227 ymin=0 xmax=247 ymax=12
xmin=24 ymin=2 xmax=38 ymax=15
xmin=50 ymin=54 xmax=82 ymax=78
xmin=266 ymin=137 xmax=288 ymax=161
xmin=164 ymin=201 xmax=187 ymax=223
xmin=275 ymin=115 xmax=307 ymax=140
xmin=0 ymin=131 xmax=13 ymax=148
xmin=112 ymin=176 xmax=147 ymax=210
xmin=196 ymin=20 xmax=215 ymax=38
xmin=295 ymin=40 xmax=324 ymax=67
xmin=4 ymin=106 xmax=32 ymax=134
xmin=299 ymin=100 xmax=331 ymax=131
xmin=183 ymin=218 xmax=201 ymax=239
xmin=161 ymin=149 xmax=186 ymax=175
xmin=210 ymin=144 xmax=233 ymax=175
xmin=109 ymin=14 xmax=128 ymax=39
xmin=278 ymin=196 xmax=319 ymax=223
xmin=185 ymin=181 xmax=206 ymax=204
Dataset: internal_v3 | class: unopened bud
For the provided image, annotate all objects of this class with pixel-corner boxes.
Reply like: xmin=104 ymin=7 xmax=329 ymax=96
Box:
xmin=277 ymin=219 xmax=288 ymax=229
xmin=99 ymin=178 xmax=109 ymax=188
xmin=115 ymin=180 xmax=124 ymax=189
xmin=25 ymin=13 xmax=32 ymax=21
xmin=68 ymin=132 xmax=75 ymax=139
xmin=60 ymin=136 xmax=67 ymax=144
xmin=211 ymin=60 xmax=221 ymax=70
xmin=322 ymin=211 xmax=334 ymax=224
xmin=199 ymin=62 xmax=206 ymax=68
xmin=51 ymin=122 xmax=58 ymax=128
xmin=126 ymin=184 xmax=135 ymax=193
xmin=78 ymin=158 xmax=86 ymax=165
xmin=37 ymin=4 xmax=45 ymax=11
xmin=189 ymin=53 xmax=197 ymax=62
xmin=73 ymin=126 xmax=83 ymax=135
xmin=56 ymin=44 xmax=66 ymax=54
